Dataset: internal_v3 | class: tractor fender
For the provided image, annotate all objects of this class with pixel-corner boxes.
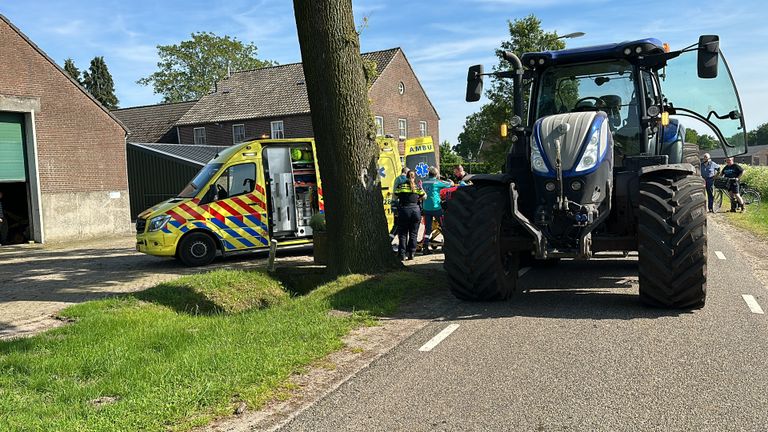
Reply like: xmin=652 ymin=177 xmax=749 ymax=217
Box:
xmin=639 ymin=163 xmax=695 ymax=177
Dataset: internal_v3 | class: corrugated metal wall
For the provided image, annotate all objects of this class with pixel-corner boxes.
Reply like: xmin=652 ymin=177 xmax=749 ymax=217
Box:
xmin=127 ymin=145 xmax=202 ymax=219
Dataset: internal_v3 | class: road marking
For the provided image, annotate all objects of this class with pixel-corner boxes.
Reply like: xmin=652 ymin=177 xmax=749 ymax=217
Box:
xmin=742 ymin=295 xmax=764 ymax=314
xmin=418 ymin=324 xmax=460 ymax=352
xmin=518 ymin=267 xmax=531 ymax=277
xmin=715 ymin=251 xmax=727 ymax=260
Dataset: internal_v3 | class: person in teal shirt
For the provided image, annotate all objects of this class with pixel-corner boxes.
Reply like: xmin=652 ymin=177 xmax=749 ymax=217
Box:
xmin=421 ymin=167 xmax=453 ymax=254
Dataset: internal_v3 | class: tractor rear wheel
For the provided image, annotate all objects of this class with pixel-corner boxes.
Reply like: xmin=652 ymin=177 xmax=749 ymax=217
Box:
xmin=638 ymin=171 xmax=707 ymax=308
xmin=443 ymin=185 xmax=519 ymax=301
xmin=683 ymin=142 xmax=701 ymax=175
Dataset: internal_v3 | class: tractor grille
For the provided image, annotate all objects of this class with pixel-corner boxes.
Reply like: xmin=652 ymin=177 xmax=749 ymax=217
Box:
xmin=136 ymin=218 xmax=147 ymax=234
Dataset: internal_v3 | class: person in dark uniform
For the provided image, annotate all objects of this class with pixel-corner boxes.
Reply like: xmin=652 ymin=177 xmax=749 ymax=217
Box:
xmin=720 ymin=157 xmax=745 ymax=212
xmin=0 ymin=191 xmax=7 ymax=245
xmin=394 ymin=170 xmax=425 ymax=260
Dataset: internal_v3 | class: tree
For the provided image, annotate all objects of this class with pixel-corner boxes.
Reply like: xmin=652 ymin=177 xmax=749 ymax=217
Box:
xmin=439 ymin=141 xmax=463 ymax=166
xmin=458 ymin=15 xmax=566 ymax=166
xmin=750 ymin=122 xmax=768 ymax=145
xmin=137 ymin=32 xmax=274 ymax=102
xmin=293 ymin=0 xmax=399 ymax=274
xmin=82 ymin=56 xmax=118 ymax=109
xmin=63 ymin=58 xmax=81 ymax=84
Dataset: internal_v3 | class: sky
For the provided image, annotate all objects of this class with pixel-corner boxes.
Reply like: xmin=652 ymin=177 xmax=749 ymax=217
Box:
xmin=2 ymin=0 xmax=767 ymax=145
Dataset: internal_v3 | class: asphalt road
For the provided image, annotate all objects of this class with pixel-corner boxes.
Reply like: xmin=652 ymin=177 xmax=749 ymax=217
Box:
xmin=279 ymin=219 xmax=768 ymax=431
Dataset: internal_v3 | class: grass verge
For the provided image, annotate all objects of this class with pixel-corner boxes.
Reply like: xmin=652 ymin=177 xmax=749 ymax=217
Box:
xmin=0 ymin=269 xmax=430 ymax=431
xmin=723 ymin=204 xmax=768 ymax=239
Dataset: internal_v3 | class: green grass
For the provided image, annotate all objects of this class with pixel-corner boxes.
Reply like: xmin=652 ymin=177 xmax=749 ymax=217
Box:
xmin=0 ymin=269 xmax=430 ymax=431
xmin=724 ymin=204 xmax=768 ymax=238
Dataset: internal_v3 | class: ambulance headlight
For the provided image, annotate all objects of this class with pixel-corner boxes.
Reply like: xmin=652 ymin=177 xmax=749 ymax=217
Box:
xmin=148 ymin=215 xmax=172 ymax=232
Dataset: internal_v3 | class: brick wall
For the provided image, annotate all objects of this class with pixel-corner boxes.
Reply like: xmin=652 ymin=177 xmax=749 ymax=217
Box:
xmin=369 ymin=50 xmax=440 ymax=155
xmin=0 ymin=19 xmax=127 ymax=194
xmin=178 ymin=114 xmax=314 ymax=146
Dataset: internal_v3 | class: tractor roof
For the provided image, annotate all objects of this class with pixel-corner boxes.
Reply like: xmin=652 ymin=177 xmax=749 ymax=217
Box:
xmin=522 ymin=38 xmax=665 ymax=68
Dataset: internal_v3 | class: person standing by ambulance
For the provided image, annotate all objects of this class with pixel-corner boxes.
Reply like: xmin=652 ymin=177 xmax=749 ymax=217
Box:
xmin=389 ymin=167 xmax=409 ymax=241
xmin=394 ymin=170 xmax=425 ymax=260
xmin=421 ymin=167 xmax=453 ymax=254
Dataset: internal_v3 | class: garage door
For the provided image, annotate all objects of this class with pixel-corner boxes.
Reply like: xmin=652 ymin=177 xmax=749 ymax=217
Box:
xmin=0 ymin=112 xmax=26 ymax=182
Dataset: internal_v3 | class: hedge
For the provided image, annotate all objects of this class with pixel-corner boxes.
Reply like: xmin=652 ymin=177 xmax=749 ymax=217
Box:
xmin=741 ymin=165 xmax=768 ymax=197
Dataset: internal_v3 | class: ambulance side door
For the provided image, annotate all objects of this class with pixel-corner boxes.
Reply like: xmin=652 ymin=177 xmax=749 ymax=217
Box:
xmin=204 ymin=162 xmax=270 ymax=252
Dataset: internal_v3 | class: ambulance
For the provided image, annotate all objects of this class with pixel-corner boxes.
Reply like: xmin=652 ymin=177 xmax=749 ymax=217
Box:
xmin=135 ymin=137 xmax=418 ymax=266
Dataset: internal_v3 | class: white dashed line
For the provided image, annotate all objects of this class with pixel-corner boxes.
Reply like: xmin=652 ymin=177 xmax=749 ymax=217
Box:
xmin=418 ymin=324 xmax=460 ymax=352
xmin=518 ymin=267 xmax=531 ymax=277
xmin=715 ymin=251 xmax=727 ymax=260
xmin=742 ymin=295 xmax=764 ymax=314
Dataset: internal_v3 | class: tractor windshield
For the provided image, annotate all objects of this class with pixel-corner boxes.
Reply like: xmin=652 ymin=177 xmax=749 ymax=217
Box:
xmin=535 ymin=60 xmax=642 ymax=155
xmin=662 ymin=50 xmax=747 ymax=157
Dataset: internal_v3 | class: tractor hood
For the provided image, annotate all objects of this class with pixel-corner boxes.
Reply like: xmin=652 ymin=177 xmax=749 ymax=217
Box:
xmin=532 ymin=112 xmax=611 ymax=177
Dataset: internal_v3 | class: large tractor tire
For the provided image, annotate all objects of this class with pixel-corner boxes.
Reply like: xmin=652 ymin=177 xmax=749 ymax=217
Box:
xmin=443 ymin=185 xmax=519 ymax=301
xmin=638 ymin=171 xmax=707 ymax=308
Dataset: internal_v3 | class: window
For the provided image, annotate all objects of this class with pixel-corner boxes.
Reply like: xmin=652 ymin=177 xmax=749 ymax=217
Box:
xmin=398 ymin=119 xmax=407 ymax=139
xmin=193 ymin=127 xmax=207 ymax=145
xmin=375 ymin=116 xmax=384 ymax=137
xmin=233 ymin=124 xmax=246 ymax=143
xmin=212 ymin=163 xmax=257 ymax=201
xmin=398 ymin=81 xmax=405 ymax=95
xmin=419 ymin=121 xmax=427 ymax=137
xmin=271 ymin=121 xmax=285 ymax=139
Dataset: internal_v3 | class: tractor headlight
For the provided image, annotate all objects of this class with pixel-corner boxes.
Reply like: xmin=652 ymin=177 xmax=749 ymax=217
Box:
xmin=531 ymin=142 xmax=549 ymax=174
xmin=574 ymin=122 xmax=607 ymax=173
xmin=148 ymin=215 xmax=172 ymax=232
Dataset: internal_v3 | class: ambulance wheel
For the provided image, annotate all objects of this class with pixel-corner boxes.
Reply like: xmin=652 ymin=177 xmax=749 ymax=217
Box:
xmin=178 ymin=232 xmax=217 ymax=266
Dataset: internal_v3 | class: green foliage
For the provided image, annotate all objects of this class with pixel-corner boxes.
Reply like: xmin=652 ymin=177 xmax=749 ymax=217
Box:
xmin=439 ymin=141 xmax=463 ymax=166
xmin=0 ymin=269 xmax=431 ymax=431
xmin=458 ymin=15 xmax=565 ymax=167
xmin=748 ymin=122 xmax=768 ymax=145
xmin=741 ymin=165 xmax=768 ymax=197
xmin=63 ymin=58 xmax=81 ymax=84
xmin=82 ymin=56 xmax=118 ymax=109
xmin=137 ymin=32 xmax=275 ymax=103
xmin=685 ymin=128 xmax=718 ymax=150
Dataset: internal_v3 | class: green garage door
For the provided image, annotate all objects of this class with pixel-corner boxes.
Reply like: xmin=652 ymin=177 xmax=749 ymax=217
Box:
xmin=0 ymin=112 xmax=26 ymax=182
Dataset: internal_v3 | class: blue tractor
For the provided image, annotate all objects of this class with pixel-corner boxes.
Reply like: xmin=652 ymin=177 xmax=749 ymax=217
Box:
xmin=443 ymin=36 xmax=747 ymax=308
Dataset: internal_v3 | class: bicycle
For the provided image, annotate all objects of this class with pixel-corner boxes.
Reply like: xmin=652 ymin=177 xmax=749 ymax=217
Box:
xmin=713 ymin=178 xmax=761 ymax=212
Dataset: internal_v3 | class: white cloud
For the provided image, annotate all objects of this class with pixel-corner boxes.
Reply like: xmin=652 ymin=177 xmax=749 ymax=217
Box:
xmin=48 ymin=19 xmax=85 ymax=36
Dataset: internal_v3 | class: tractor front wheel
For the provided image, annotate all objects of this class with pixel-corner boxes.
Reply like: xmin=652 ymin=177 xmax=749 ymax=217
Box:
xmin=443 ymin=185 xmax=519 ymax=301
xmin=638 ymin=171 xmax=707 ymax=308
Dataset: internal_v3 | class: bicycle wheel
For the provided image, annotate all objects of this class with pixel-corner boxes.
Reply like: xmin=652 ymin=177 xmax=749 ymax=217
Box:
xmin=713 ymin=188 xmax=724 ymax=212
xmin=743 ymin=188 xmax=761 ymax=207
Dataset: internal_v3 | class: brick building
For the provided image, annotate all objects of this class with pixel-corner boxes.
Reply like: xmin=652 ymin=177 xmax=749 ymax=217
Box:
xmin=173 ymin=48 xmax=439 ymax=156
xmin=0 ymin=15 xmax=130 ymax=244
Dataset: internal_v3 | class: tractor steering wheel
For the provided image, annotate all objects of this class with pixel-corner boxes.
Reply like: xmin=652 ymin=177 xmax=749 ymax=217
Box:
xmin=572 ymin=96 xmax=606 ymax=112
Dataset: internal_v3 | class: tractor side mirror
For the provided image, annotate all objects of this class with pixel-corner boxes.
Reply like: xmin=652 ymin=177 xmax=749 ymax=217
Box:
xmin=466 ymin=65 xmax=484 ymax=102
xmin=697 ymin=35 xmax=719 ymax=79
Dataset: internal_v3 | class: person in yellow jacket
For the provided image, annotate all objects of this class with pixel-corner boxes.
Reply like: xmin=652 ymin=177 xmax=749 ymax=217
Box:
xmin=394 ymin=170 xmax=425 ymax=260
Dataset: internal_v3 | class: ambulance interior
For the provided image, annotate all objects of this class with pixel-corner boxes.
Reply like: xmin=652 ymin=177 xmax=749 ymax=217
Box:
xmin=262 ymin=143 xmax=320 ymax=239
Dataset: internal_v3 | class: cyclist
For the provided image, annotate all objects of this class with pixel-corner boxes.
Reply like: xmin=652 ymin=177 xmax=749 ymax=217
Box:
xmin=719 ymin=157 xmax=745 ymax=212
xmin=700 ymin=153 xmax=719 ymax=213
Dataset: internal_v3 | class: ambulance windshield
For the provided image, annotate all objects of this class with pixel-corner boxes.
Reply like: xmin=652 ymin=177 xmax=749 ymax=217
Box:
xmin=178 ymin=163 xmax=223 ymax=198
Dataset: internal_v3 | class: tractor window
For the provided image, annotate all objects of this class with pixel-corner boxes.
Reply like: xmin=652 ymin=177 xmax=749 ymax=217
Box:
xmin=536 ymin=60 xmax=641 ymax=155
xmin=662 ymin=50 xmax=747 ymax=157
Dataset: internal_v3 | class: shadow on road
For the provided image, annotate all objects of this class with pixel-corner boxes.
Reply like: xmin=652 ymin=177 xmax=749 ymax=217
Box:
xmin=404 ymin=257 xmax=690 ymax=321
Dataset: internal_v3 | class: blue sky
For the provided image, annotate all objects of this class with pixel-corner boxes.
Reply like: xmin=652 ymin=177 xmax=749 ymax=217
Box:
xmin=3 ymin=0 xmax=766 ymax=144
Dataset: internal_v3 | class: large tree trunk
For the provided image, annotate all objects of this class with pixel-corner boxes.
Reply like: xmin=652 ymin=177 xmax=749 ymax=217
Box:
xmin=293 ymin=0 xmax=400 ymax=274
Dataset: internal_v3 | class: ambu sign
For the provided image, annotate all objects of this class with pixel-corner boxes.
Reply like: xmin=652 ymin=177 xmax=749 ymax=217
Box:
xmin=0 ymin=112 xmax=26 ymax=182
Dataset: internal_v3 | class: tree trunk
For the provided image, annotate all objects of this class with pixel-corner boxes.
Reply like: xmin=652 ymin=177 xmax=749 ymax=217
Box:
xmin=293 ymin=0 xmax=401 ymax=274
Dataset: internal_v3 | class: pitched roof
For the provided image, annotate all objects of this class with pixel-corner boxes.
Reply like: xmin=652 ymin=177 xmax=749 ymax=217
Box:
xmin=113 ymin=101 xmax=196 ymax=143
xmin=0 ymin=14 xmax=127 ymax=133
xmin=128 ymin=142 xmax=223 ymax=166
xmin=176 ymin=48 xmax=401 ymax=126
